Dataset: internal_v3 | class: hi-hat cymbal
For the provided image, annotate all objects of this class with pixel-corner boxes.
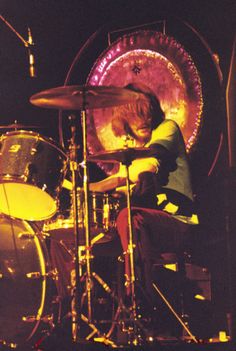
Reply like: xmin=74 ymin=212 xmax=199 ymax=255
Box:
xmin=88 ymin=148 xmax=152 ymax=164
xmin=0 ymin=123 xmax=43 ymax=129
xmin=30 ymin=85 xmax=146 ymax=110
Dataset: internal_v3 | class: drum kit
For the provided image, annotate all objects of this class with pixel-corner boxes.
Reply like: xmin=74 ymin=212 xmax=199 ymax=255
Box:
xmin=0 ymin=85 xmax=155 ymax=349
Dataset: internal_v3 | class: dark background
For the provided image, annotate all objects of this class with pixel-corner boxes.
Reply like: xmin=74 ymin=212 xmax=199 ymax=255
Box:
xmin=1 ymin=0 xmax=236 ymax=336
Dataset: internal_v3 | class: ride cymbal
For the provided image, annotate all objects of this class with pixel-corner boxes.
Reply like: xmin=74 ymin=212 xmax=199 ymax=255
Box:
xmin=30 ymin=85 xmax=146 ymax=110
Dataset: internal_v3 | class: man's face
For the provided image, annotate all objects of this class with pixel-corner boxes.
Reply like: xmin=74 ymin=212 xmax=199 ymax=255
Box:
xmin=128 ymin=114 xmax=152 ymax=144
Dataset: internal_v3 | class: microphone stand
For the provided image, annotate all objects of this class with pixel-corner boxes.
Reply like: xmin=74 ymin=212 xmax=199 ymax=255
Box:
xmin=0 ymin=14 xmax=36 ymax=77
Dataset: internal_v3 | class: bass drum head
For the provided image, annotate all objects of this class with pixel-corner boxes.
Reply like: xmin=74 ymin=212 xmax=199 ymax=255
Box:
xmin=0 ymin=215 xmax=52 ymax=348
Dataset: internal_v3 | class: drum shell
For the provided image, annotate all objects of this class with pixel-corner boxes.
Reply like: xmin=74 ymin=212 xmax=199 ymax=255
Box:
xmin=0 ymin=130 xmax=68 ymax=220
xmin=0 ymin=215 xmax=54 ymax=347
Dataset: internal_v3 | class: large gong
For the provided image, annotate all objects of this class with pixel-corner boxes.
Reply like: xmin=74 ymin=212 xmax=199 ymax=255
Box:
xmin=86 ymin=30 xmax=203 ymax=174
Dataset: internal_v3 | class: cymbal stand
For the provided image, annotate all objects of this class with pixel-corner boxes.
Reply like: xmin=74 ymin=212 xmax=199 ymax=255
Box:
xmin=68 ymin=104 xmax=93 ymax=342
xmin=120 ymin=152 xmax=138 ymax=341
xmin=80 ymin=95 xmax=93 ymax=325
xmin=68 ymin=115 xmax=83 ymax=342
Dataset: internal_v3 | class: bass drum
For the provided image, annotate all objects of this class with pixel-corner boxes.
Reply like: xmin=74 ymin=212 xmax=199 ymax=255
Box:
xmin=0 ymin=215 xmax=54 ymax=348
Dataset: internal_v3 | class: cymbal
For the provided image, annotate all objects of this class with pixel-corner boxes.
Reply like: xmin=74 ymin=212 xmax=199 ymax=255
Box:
xmin=0 ymin=123 xmax=43 ymax=129
xmin=30 ymin=85 xmax=145 ymax=110
xmin=88 ymin=148 xmax=152 ymax=164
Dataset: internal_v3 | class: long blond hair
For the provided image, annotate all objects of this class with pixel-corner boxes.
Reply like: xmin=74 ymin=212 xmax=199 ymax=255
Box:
xmin=111 ymin=83 xmax=164 ymax=138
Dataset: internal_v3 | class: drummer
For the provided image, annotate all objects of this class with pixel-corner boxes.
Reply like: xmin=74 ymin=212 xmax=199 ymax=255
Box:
xmin=89 ymin=83 xmax=199 ymax=302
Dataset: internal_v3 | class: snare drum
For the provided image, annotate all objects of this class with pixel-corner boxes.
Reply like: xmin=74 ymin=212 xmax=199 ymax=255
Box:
xmin=0 ymin=130 xmax=68 ymax=221
xmin=44 ymin=191 xmax=120 ymax=244
xmin=0 ymin=215 xmax=54 ymax=348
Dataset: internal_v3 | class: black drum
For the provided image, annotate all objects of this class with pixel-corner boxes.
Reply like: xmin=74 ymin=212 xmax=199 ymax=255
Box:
xmin=0 ymin=215 xmax=54 ymax=348
xmin=0 ymin=130 xmax=68 ymax=221
xmin=44 ymin=191 xmax=120 ymax=244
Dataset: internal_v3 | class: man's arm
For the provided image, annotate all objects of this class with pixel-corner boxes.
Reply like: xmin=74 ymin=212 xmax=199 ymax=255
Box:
xmin=90 ymin=156 xmax=159 ymax=192
xmin=89 ymin=174 xmax=126 ymax=192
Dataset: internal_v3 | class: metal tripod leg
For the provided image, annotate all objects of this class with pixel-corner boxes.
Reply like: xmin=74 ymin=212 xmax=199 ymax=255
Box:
xmin=91 ymin=269 xmax=149 ymax=344
xmin=152 ymin=281 xmax=198 ymax=343
xmin=70 ymin=244 xmax=119 ymax=346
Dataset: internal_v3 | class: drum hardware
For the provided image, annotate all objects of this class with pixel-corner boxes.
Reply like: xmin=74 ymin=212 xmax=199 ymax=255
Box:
xmin=91 ymin=271 xmax=151 ymax=344
xmin=22 ymin=315 xmax=53 ymax=324
xmin=30 ymin=85 xmax=147 ymax=345
xmin=62 ymin=178 xmax=73 ymax=190
xmin=71 ymin=312 xmax=117 ymax=347
xmin=26 ymin=268 xmax=58 ymax=280
xmin=89 ymin=146 xmax=158 ymax=345
xmin=18 ymin=232 xmax=36 ymax=239
xmin=69 ymin=262 xmax=117 ymax=345
xmin=69 ymin=111 xmax=92 ymax=342
xmin=57 ymin=239 xmax=75 ymax=258
xmin=40 ymin=231 xmax=51 ymax=239
xmin=69 ymin=261 xmax=146 ymax=346
xmin=18 ymin=230 xmax=51 ymax=241
xmin=91 ymin=233 xmax=105 ymax=245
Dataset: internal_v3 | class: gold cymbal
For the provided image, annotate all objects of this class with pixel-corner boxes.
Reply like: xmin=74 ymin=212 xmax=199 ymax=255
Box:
xmin=30 ymin=85 xmax=145 ymax=110
xmin=88 ymin=148 xmax=152 ymax=164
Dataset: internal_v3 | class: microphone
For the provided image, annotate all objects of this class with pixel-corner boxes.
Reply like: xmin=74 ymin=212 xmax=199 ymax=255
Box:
xmin=27 ymin=27 xmax=37 ymax=78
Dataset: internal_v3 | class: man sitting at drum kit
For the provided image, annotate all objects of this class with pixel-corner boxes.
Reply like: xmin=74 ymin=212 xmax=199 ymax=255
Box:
xmin=50 ymin=82 xmax=199 ymax=339
xmin=89 ymin=83 xmax=199 ymax=316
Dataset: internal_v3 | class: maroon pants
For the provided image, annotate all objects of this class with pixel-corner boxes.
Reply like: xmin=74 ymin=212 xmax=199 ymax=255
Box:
xmin=116 ymin=207 xmax=190 ymax=296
